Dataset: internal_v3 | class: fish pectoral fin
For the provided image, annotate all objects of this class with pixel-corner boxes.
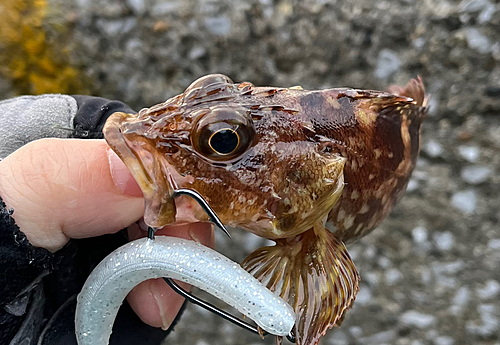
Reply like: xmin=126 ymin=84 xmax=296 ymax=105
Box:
xmin=242 ymin=225 xmax=360 ymax=345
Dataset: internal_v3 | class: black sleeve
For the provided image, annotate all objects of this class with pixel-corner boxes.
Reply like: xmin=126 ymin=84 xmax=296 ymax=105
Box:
xmin=0 ymin=196 xmax=56 ymax=305
xmin=0 ymin=197 xmax=56 ymax=341
xmin=71 ymin=95 xmax=135 ymax=139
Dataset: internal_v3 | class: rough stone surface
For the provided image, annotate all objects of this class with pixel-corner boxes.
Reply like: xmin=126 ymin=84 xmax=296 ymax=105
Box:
xmin=451 ymin=189 xmax=478 ymax=215
xmin=400 ymin=311 xmax=437 ymax=329
xmin=1 ymin=0 xmax=499 ymax=344
xmin=460 ymin=165 xmax=492 ymax=184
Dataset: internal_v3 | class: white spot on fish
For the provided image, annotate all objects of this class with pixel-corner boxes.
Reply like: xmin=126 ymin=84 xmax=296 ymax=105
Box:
xmin=326 ymin=96 xmax=341 ymax=109
xmin=351 ymin=160 xmax=358 ymax=171
xmin=343 ymin=215 xmax=355 ymax=230
xmin=337 ymin=209 xmax=346 ymax=222
xmin=381 ymin=193 xmax=390 ymax=207
xmin=359 ymin=204 xmax=370 ymax=214
xmin=351 ymin=190 xmax=359 ymax=200
xmin=368 ymin=217 xmax=378 ymax=229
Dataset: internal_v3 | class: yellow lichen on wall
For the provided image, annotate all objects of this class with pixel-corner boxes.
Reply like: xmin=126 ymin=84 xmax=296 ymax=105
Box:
xmin=0 ymin=0 xmax=88 ymax=95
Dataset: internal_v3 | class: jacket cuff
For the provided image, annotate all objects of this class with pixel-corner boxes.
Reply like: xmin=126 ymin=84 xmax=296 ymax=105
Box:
xmin=0 ymin=197 xmax=55 ymax=307
xmin=71 ymin=95 xmax=135 ymax=139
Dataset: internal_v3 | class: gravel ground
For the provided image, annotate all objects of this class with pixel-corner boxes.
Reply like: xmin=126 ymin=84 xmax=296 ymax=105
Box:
xmin=1 ymin=0 xmax=499 ymax=344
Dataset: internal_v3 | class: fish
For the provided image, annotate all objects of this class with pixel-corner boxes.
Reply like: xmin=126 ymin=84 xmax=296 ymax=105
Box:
xmin=103 ymin=74 xmax=427 ymax=345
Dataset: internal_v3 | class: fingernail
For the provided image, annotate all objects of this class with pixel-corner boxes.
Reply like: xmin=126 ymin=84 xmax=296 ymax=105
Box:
xmin=188 ymin=222 xmax=215 ymax=248
xmin=107 ymin=148 xmax=143 ymax=197
xmin=150 ymin=281 xmax=175 ymax=330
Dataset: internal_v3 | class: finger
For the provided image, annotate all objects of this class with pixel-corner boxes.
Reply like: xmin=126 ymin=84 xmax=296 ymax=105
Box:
xmin=0 ymin=138 xmax=144 ymax=251
xmin=126 ymin=222 xmax=214 ymax=329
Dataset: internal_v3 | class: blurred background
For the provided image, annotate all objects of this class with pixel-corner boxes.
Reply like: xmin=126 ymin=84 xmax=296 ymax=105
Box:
xmin=1 ymin=0 xmax=499 ymax=344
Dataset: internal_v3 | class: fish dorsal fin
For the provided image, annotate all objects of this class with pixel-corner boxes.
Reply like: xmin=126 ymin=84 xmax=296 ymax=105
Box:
xmin=241 ymin=225 xmax=360 ymax=345
xmin=387 ymin=76 xmax=427 ymax=108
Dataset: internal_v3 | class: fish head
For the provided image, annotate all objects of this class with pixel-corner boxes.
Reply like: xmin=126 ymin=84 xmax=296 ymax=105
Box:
xmin=104 ymin=74 xmax=346 ymax=237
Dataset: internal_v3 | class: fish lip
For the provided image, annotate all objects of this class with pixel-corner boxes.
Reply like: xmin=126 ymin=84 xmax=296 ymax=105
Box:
xmin=104 ymin=111 xmax=178 ymax=228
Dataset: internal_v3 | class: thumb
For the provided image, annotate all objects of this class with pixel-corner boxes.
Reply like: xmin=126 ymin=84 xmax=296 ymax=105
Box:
xmin=0 ymin=138 xmax=144 ymax=252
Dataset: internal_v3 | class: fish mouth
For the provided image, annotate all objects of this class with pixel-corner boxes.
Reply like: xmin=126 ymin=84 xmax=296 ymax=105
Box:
xmin=104 ymin=111 xmax=177 ymax=228
xmin=104 ymin=111 xmax=218 ymax=229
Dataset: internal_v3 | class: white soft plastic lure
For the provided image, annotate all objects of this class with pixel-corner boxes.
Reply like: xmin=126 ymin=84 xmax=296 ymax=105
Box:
xmin=75 ymin=236 xmax=295 ymax=345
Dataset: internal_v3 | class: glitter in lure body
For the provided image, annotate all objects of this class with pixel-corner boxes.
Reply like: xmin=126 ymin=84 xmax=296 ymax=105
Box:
xmin=75 ymin=236 xmax=295 ymax=345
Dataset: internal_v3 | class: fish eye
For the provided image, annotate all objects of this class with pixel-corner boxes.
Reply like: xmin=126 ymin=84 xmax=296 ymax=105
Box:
xmin=209 ymin=128 xmax=240 ymax=155
xmin=191 ymin=107 xmax=255 ymax=161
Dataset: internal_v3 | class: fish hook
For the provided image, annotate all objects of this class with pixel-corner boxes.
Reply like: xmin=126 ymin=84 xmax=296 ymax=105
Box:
xmin=147 ymin=188 xmax=230 ymax=238
xmin=163 ymin=276 xmax=296 ymax=343
xmin=174 ymin=188 xmax=231 ymax=238
xmin=146 ymin=189 xmax=296 ymax=343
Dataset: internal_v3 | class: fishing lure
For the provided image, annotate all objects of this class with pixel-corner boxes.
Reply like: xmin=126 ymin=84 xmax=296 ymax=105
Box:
xmin=75 ymin=236 xmax=295 ymax=345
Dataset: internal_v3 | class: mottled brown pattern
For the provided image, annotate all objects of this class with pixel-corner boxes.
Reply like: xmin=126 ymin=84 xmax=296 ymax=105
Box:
xmin=327 ymin=85 xmax=426 ymax=242
xmin=103 ymin=74 xmax=426 ymax=345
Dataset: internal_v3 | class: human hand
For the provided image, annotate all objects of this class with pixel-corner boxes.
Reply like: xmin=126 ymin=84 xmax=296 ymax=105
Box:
xmin=0 ymin=96 xmax=214 ymax=331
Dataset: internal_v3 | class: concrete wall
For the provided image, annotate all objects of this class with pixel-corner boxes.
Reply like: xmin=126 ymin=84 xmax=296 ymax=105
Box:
xmin=1 ymin=0 xmax=499 ymax=344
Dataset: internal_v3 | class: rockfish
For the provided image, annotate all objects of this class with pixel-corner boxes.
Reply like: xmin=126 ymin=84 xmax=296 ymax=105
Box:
xmin=103 ymin=74 xmax=426 ymax=344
